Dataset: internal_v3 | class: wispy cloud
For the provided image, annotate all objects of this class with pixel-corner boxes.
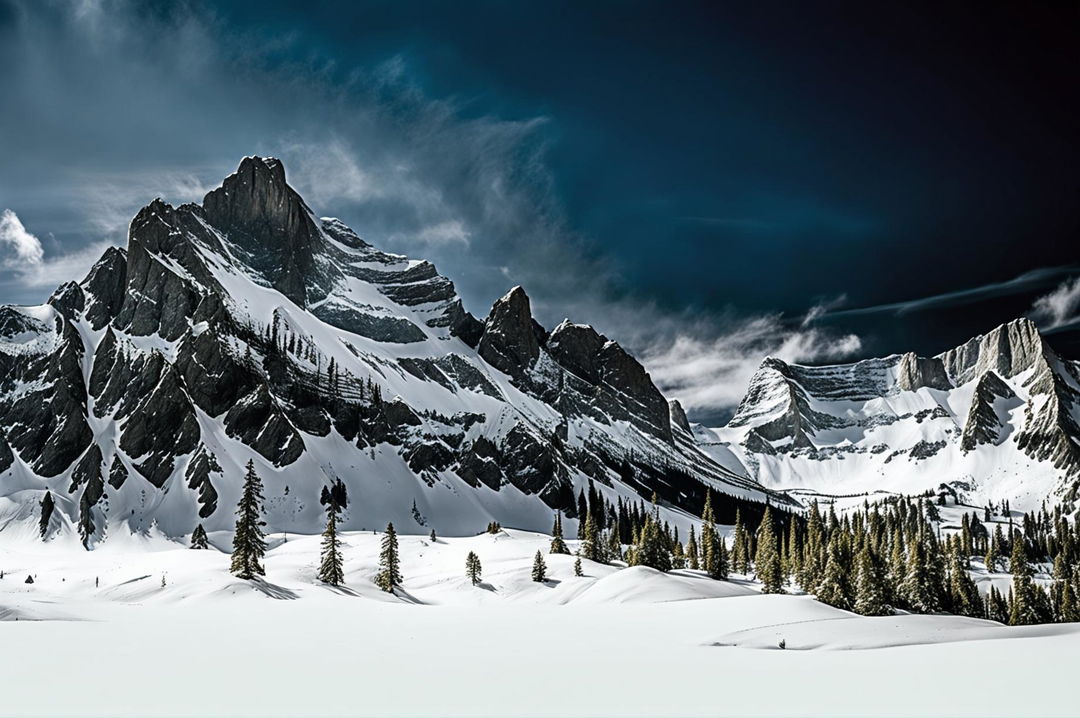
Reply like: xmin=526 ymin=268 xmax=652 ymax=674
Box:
xmin=638 ymin=311 xmax=862 ymax=419
xmin=816 ymin=266 xmax=1079 ymax=319
xmin=1030 ymin=276 xmax=1080 ymax=332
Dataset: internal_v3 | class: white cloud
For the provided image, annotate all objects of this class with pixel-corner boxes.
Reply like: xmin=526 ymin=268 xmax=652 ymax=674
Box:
xmin=0 ymin=210 xmax=45 ymax=267
xmin=0 ymin=209 xmax=115 ymax=289
xmin=638 ymin=313 xmax=861 ymax=419
xmin=1030 ymin=276 xmax=1080 ymax=331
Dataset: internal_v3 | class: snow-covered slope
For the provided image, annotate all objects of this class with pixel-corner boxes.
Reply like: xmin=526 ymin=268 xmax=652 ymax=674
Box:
xmin=697 ymin=318 xmax=1080 ymax=511
xmin=0 ymin=157 xmax=786 ymax=546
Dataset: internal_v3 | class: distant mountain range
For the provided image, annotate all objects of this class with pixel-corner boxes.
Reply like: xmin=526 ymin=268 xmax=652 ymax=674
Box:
xmin=696 ymin=317 xmax=1080 ymax=512
xmin=1 ymin=157 xmax=1075 ymax=547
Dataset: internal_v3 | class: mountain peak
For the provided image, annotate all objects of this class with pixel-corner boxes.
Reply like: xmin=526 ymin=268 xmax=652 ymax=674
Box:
xmin=939 ymin=315 xmax=1048 ymax=386
xmin=202 ymin=156 xmax=322 ymax=307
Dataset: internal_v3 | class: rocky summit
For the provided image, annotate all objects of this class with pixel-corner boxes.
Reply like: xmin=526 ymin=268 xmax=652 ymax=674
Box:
xmin=0 ymin=157 xmax=785 ymax=548
xmin=696 ymin=317 xmax=1080 ymax=511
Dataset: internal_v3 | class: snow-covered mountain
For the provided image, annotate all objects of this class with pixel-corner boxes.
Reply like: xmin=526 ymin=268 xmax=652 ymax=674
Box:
xmin=0 ymin=157 xmax=786 ymax=546
xmin=696 ymin=318 xmax=1080 ymax=512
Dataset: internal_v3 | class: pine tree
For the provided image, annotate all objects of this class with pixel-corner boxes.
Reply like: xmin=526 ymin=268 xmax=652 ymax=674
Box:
xmin=465 ymin=551 xmax=482 ymax=586
xmin=531 ymin=550 xmax=547 ymax=582
xmin=731 ymin=509 xmax=750 ymax=574
xmin=190 ymin=524 xmax=209 ymax=550
xmin=576 ymin=490 xmax=588 ymax=539
xmin=986 ymin=525 xmax=1003 ymax=572
xmin=550 ymin=512 xmax=570 ymax=554
xmin=900 ymin=531 xmax=941 ymax=613
xmin=375 ymin=522 xmax=402 ymax=592
xmin=672 ymin=541 xmax=686 ymax=569
xmin=317 ymin=508 xmax=345 ymax=586
xmin=631 ymin=507 xmax=672 ymax=572
xmin=574 ymin=557 xmax=583 ymax=577
xmin=38 ymin=490 xmax=55 ymax=539
xmin=1057 ymin=579 xmax=1079 ymax=622
xmin=1008 ymin=531 xmax=1039 ymax=625
xmin=686 ymin=525 xmax=700 ymax=571
xmin=853 ymin=544 xmax=889 ymax=616
xmin=984 ymin=585 xmax=1009 ymax=623
xmin=754 ymin=506 xmax=784 ymax=593
xmin=701 ymin=493 xmax=727 ymax=579
xmin=606 ymin=525 xmax=622 ymax=561
xmin=946 ymin=538 xmax=980 ymax=617
xmin=815 ymin=536 xmax=851 ymax=610
xmin=230 ymin=460 xmax=267 ymax=579
xmin=581 ymin=513 xmax=603 ymax=562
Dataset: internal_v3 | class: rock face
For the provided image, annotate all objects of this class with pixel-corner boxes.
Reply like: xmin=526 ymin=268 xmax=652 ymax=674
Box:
xmin=700 ymin=318 xmax=1080 ymax=511
xmin=960 ymin=371 xmax=1017 ymax=452
xmin=477 ymin=287 xmax=543 ymax=378
xmin=0 ymin=156 xmax=784 ymax=545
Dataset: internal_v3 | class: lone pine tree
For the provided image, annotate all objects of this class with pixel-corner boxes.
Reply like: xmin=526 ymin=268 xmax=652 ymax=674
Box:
xmin=318 ymin=506 xmax=345 ymax=586
xmin=375 ymin=522 xmax=402 ymax=592
xmin=38 ymin=490 xmax=55 ymax=539
xmin=465 ymin=551 xmax=482 ymax=586
xmin=190 ymin=524 xmax=209 ymax=550
xmin=532 ymin=550 xmax=547 ymax=582
xmin=230 ymin=460 xmax=267 ymax=579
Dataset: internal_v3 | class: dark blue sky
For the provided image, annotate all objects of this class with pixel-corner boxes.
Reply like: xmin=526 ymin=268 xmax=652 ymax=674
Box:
xmin=0 ymin=0 xmax=1076 ymax=419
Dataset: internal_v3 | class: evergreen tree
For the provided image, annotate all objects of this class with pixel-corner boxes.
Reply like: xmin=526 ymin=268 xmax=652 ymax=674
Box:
xmin=631 ymin=507 xmax=672 ymax=572
xmin=38 ymin=490 xmax=55 ymax=539
xmin=984 ymin=585 xmax=1009 ymax=623
xmin=550 ymin=512 xmax=570 ymax=554
xmin=1057 ymin=579 xmax=1079 ymax=622
xmin=581 ymin=513 xmax=603 ymax=562
xmin=853 ymin=544 xmax=889 ymax=615
xmin=701 ymin=493 xmax=727 ymax=579
xmin=317 ymin=507 xmax=345 ymax=586
xmin=190 ymin=524 xmax=209 ymax=550
xmin=816 ymin=536 xmax=852 ymax=610
xmin=754 ymin=506 xmax=784 ymax=593
xmin=946 ymin=538 xmax=980 ymax=617
xmin=731 ymin=509 xmax=750 ymax=574
xmin=1008 ymin=531 xmax=1039 ymax=625
xmin=576 ymin=490 xmax=588 ymax=539
xmin=686 ymin=525 xmax=700 ymax=571
xmin=230 ymin=460 xmax=267 ymax=579
xmin=531 ymin=550 xmax=547 ymax=582
xmin=900 ymin=531 xmax=941 ymax=613
xmin=672 ymin=541 xmax=686 ymax=569
xmin=799 ymin=502 xmax=826 ymax=593
xmin=574 ymin=557 xmax=583 ymax=577
xmin=375 ymin=522 xmax=402 ymax=592
xmin=986 ymin=525 xmax=1003 ymax=572
xmin=465 ymin=551 xmax=482 ymax=586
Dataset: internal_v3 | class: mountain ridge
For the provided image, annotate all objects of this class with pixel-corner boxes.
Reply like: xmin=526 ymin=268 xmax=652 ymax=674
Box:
xmin=0 ymin=156 xmax=787 ymax=548
xmin=699 ymin=316 xmax=1080 ymax=511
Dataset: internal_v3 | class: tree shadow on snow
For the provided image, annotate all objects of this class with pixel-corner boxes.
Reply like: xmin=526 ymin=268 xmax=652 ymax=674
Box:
xmin=248 ymin=577 xmax=300 ymax=600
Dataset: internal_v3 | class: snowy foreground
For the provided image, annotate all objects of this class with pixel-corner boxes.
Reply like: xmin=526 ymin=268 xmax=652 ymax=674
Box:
xmin=2 ymin=529 xmax=1078 ymax=718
